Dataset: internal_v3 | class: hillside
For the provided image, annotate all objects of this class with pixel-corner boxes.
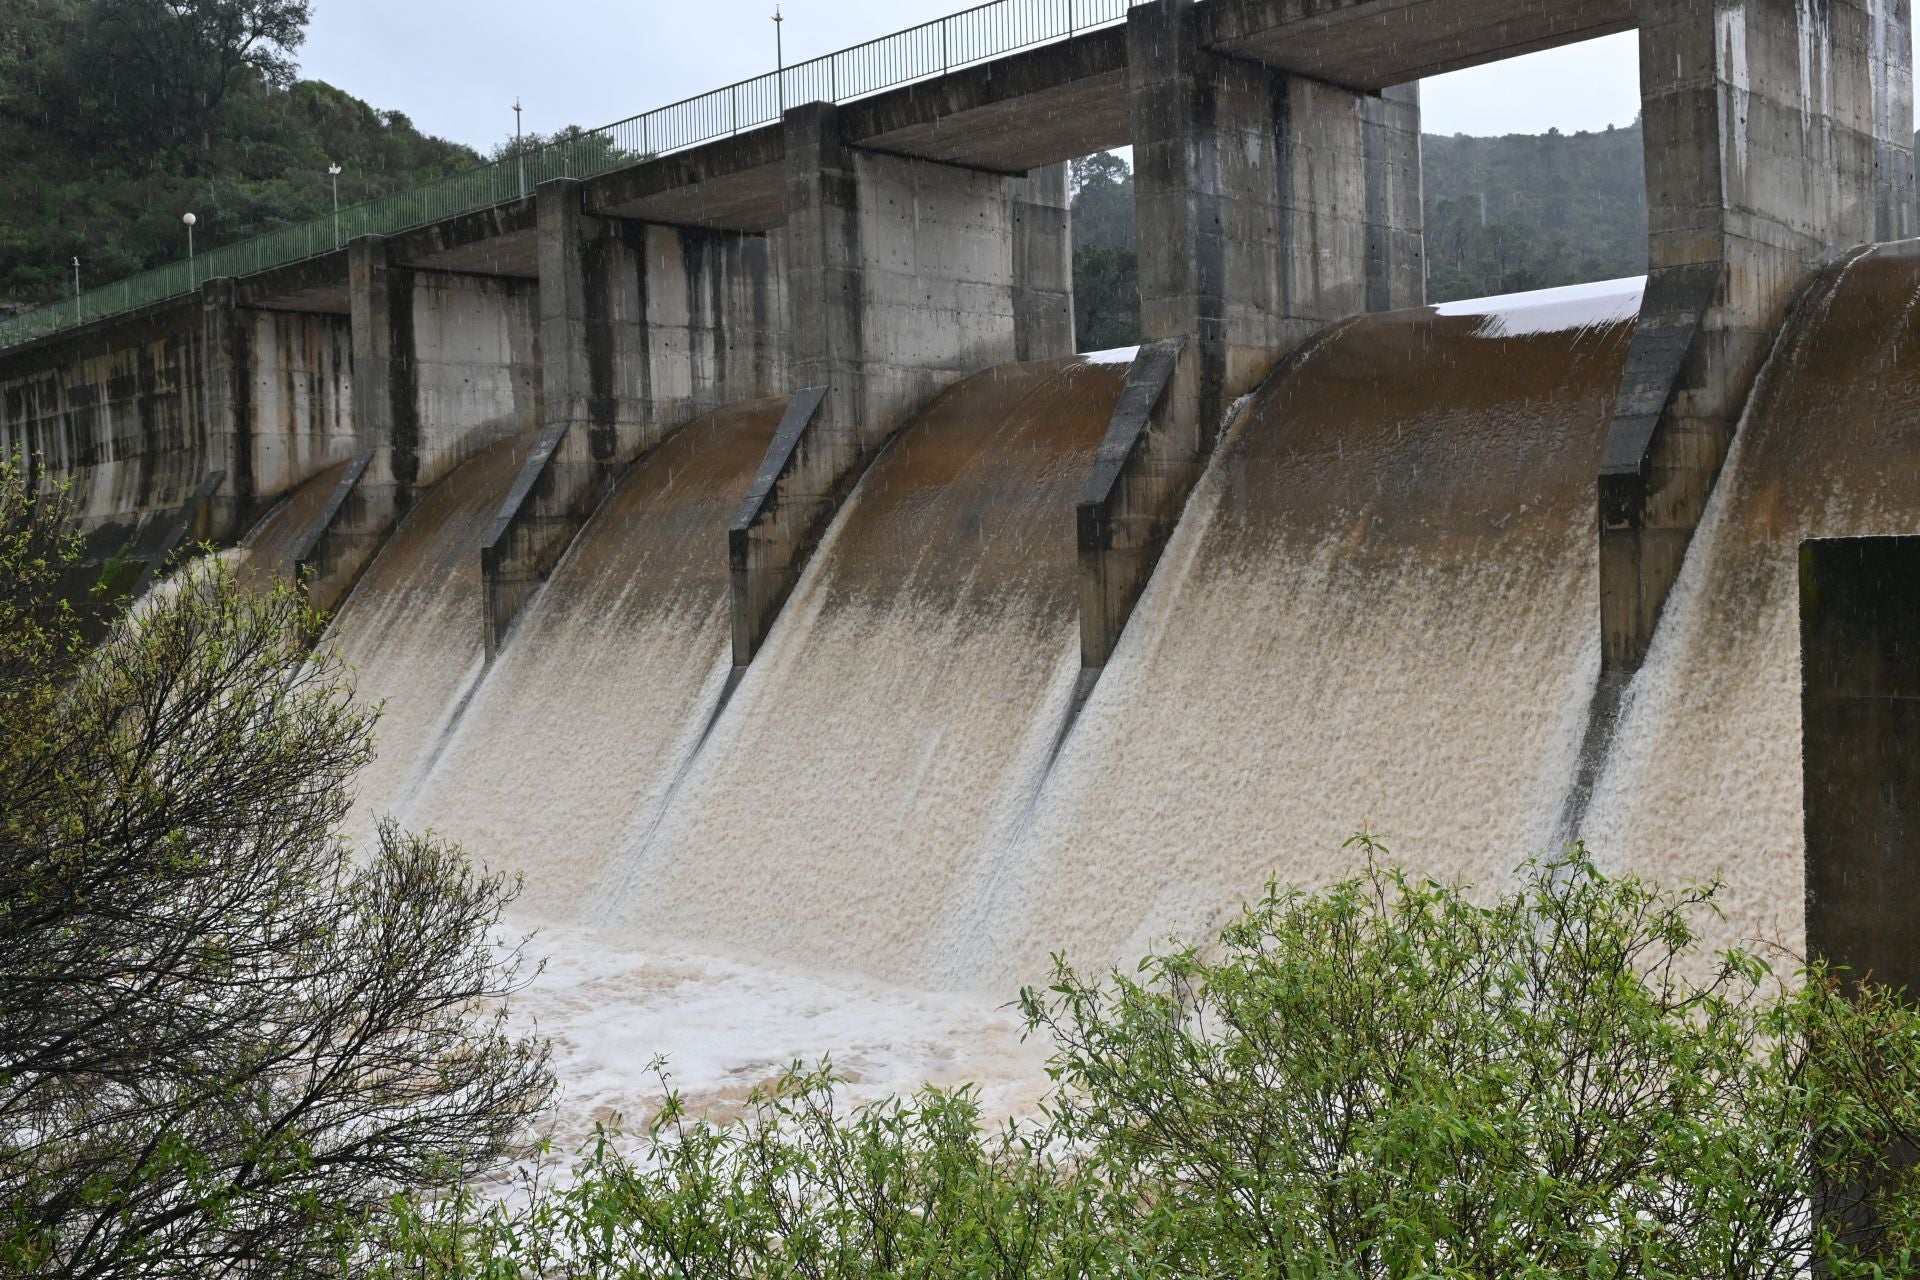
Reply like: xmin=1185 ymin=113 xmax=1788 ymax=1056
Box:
xmin=0 ymin=0 xmax=480 ymax=308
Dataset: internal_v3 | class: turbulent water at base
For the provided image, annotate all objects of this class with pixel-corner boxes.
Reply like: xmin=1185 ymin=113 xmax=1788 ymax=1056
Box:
xmin=405 ymin=398 xmax=788 ymax=921
xmin=331 ymin=432 xmax=539 ymax=843
xmin=617 ymin=357 xmax=1127 ymax=987
xmin=1582 ymin=244 xmax=1920 ymax=963
xmin=959 ymin=287 xmax=1642 ymax=992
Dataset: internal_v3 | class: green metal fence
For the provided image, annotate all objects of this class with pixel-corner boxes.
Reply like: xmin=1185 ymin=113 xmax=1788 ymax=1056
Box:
xmin=0 ymin=0 xmax=1144 ymax=352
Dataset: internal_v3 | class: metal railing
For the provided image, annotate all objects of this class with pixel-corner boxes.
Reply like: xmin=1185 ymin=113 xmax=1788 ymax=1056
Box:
xmin=0 ymin=0 xmax=1145 ymax=352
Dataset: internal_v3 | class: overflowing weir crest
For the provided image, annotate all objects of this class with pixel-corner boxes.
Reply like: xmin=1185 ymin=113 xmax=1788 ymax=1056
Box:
xmin=6 ymin=0 xmax=1920 ymax=1029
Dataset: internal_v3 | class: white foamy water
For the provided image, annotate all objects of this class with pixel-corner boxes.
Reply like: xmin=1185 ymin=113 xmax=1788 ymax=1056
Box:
xmin=1582 ymin=244 xmax=1920 ymax=961
xmin=508 ymin=922 xmax=1048 ymax=1147
xmin=615 ymin=358 xmax=1126 ymax=988
xmin=1435 ymin=276 xmax=1646 ymax=339
xmin=401 ymin=400 xmax=786 ymax=922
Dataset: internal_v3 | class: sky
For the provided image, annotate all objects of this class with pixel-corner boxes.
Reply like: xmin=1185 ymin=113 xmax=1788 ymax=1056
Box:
xmin=295 ymin=2 xmax=1907 ymax=154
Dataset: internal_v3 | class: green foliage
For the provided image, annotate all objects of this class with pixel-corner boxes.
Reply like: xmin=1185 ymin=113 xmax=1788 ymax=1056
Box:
xmin=365 ymin=1066 xmax=1106 ymax=1280
xmin=1422 ymin=125 xmax=1649 ymax=302
xmin=0 ymin=0 xmax=479 ymax=306
xmin=1070 ymin=152 xmax=1141 ymax=352
xmin=0 ymin=466 xmax=553 ymax=1277
xmin=371 ymin=844 xmax=1920 ymax=1278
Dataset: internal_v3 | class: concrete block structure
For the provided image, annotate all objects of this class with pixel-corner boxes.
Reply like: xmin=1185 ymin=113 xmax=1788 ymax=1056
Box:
xmin=1602 ymin=0 xmax=1917 ymax=674
xmin=1801 ymin=535 xmax=1920 ymax=998
xmin=481 ymin=178 xmax=786 ymax=653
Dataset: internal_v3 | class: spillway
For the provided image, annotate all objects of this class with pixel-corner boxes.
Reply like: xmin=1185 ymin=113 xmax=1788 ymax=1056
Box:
xmin=1583 ymin=243 xmax=1920 ymax=962
xmin=616 ymin=355 xmax=1129 ymax=986
xmin=957 ymin=284 xmax=1642 ymax=992
xmin=402 ymin=398 xmax=789 ymax=921
xmin=310 ymin=261 xmax=1920 ymax=1125
xmin=233 ymin=460 xmax=348 ymax=591
xmin=331 ymin=433 xmax=538 ymax=841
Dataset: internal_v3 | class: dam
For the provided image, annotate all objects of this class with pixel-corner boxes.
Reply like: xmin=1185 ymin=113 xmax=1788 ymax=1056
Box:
xmin=5 ymin=0 xmax=1920 ymax=1124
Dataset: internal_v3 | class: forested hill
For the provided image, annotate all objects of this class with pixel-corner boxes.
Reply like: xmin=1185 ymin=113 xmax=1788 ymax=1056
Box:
xmin=1422 ymin=125 xmax=1648 ymax=301
xmin=0 ymin=0 xmax=480 ymax=308
xmin=1072 ymin=123 xmax=1654 ymax=349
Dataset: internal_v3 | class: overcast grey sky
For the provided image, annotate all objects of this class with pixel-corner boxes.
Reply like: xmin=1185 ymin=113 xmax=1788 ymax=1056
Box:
xmin=295 ymin=3 xmax=1903 ymax=153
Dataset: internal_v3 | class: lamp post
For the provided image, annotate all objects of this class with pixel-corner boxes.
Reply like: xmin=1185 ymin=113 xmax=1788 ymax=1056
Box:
xmin=72 ymin=257 xmax=80 ymax=322
xmin=774 ymin=7 xmax=785 ymax=112
xmin=328 ymin=163 xmax=342 ymax=247
xmin=514 ymin=98 xmax=525 ymax=199
xmin=182 ymin=212 xmax=197 ymax=286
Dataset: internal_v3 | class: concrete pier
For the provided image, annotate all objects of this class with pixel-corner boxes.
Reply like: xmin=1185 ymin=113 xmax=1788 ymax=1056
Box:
xmin=481 ymin=178 xmax=785 ymax=653
xmin=727 ymin=101 xmax=1075 ymax=664
xmin=1602 ymin=0 xmax=1916 ymax=674
xmin=1802 ymin=535 xmax=1920 ymax=997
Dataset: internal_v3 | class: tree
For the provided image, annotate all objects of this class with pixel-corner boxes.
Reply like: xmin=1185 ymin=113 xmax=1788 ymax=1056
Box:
xmin=0 ymin=462 xmax=553 ymax=1278
xmin=87 ymin=0 xmax=313 ymax=153
xmin=1069 ymin=152 xmax=1140 ymax=352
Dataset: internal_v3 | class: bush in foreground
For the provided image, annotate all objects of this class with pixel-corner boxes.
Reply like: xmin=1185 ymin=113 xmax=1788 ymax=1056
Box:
xmin=0 ymin=468 xmax=552 ymax=1278
xmin=380 ymin=843 xmax=1920 ymax=1279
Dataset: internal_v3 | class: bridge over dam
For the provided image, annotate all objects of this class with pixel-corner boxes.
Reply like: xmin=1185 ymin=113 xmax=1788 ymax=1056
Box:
xmin=4 ymin=0 xmax=1920 ymax=1009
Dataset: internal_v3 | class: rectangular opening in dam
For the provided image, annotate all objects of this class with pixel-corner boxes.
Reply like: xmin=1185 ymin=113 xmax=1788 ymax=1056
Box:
xmin=1070 ymin=148 xmax=1140 ymax=353
xmin=1420 ymin=30 xmax=1645 ymax=303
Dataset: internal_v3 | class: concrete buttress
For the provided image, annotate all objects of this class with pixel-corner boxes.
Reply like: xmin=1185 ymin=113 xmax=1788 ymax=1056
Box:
xmin=729 ymin=100 xmax=1062 ymax=663
xmin=1079 ymin=0 xmax=1423 ymax=672
xmin=1602 ymin=0 xmax=1917 ymax=674
xmin=298 ymin=235 xmax=416 ymax=612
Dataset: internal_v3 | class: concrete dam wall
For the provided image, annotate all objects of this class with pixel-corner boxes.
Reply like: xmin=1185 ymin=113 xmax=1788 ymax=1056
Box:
xmin=5 ymin=0 xmax=1920 ymax=1119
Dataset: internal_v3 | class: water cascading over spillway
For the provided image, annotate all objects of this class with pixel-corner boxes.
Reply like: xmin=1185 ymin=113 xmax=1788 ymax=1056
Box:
xmin=233 ymin=459 xmax=349 ymax=591
xmin=615 ymin=355 xmax=1130 ymax=985
xmin=401 ymin=398 xmax=790 ymax=921
xmin=953 ymin=283 xmax=1644 ymax=992
xmin=1583 ymin=243 xmax=1920 ymax=960
xmin=331 ymin=433 xmax=539 ymax=839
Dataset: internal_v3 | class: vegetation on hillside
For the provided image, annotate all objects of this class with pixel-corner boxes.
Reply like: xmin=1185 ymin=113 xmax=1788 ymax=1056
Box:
xmin=1071 ymin=124 xmax=1652 ymax=350
xmin=1424 ymin=124 xmax=1648 ymax=300
xmin=0 ymin=0 xmax=480 ymax=308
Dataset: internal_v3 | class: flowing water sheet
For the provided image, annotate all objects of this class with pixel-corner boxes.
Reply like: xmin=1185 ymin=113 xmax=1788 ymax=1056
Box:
xmin=964 ymin=288 xmax=1642 ymax=992
xmin=1584 ymin=243 xmax=1920 ymax=961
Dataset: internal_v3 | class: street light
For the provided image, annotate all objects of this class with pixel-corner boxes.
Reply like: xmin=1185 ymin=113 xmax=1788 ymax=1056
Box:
xmin=328 ymin=163 xmax=343 ymax=247
xmin=182 ymin=212 xmax=197 ymax=286
xmin=774 ymin=7 xmax=785 ymax=113
xmin=72 ymin=257 xmax=80 ymax=322
xmin=513 ymin=98 xmax=525 ymax=199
